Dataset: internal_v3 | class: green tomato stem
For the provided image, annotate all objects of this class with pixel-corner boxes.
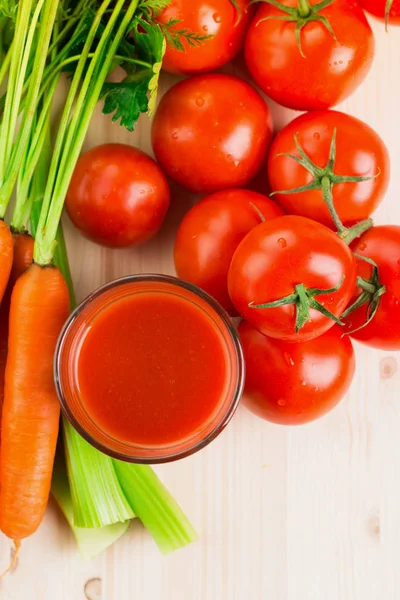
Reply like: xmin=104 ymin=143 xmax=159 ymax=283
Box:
xmin=249 ymin=278 xmax=344 ymax=333
xmin=338 ymin=218 xmax=374 ymax=246
xmin=356 ymin=277 xmax=379 ymax=296
xmin=297 ymin=0 xmax=311 ymax=18
xmin=321 ymin=175 xmax=345 ymax=233
xmin=386 ymin=0 xmax=394 ymax=30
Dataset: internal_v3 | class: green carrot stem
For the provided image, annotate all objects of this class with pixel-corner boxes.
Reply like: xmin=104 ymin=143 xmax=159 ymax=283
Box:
xmin=47 ymin=0 xmax=97 ymax=55
xmin=12 ymin=78 xmax=59 ymax=231
xmin=0 ymin=0 xmax=61 ymax=216
xmin=6 ymin=0 xmax=45 ymax=165
xmin=0 ymin=0 xmax=33 ymax=183
xmin=9 ymin=17 xmax=88 ymax=118
xmin=0 ymin=37 xmax=11 ymax=86
xmin=34 ymin=0 xmax=140 ymax=265
xmin=34 ymin=0 xmax=116 ymax=266
xmin=49 ymin=0 xmax=140 ymax=246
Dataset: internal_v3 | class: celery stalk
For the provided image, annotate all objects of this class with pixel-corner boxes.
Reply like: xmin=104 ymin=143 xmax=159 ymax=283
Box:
xmin=52 ymin=451 xmax=130 ymax=559
xmin=63 ymin=420 xmax=134 ymax=528
xmin=114 ymin=461 xmax=198 ymax=555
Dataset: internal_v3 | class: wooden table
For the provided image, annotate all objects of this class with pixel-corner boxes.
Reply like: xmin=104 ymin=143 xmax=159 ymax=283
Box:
xmin=1 ymin=18 xmax=399 ymax=600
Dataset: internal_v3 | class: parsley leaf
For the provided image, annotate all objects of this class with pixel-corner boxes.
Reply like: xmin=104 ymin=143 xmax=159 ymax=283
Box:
xmin=102 ymin=77 xmax=150 ymax=131
xmin=100 ymin=18 xmax=165 ymax=129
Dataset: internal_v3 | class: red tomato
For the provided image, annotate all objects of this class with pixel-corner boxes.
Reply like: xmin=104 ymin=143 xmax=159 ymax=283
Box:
xmin=174 ymin=189 xmax=284 ymax=314
xmin=267 ymin=110 xmax=390 ymax=228
xmin=239 ymin=321 xmax=355 ymax=425
xmin=360 ymin=0 xmax=400 ymax=26
xmin=245 ymin=0 xmax=374 ymax=111
xmin=344 ymin=226 xmax=400 ymax=350
xmin=151 ymin=74 xmax=273 ymax=194
xmin=66 ymin=144 xmax=170 ymax=249
xmin=228 ymin=215 xmax=356 ymax=342
xmin=157 ymin=0 xmax=253 ymax=74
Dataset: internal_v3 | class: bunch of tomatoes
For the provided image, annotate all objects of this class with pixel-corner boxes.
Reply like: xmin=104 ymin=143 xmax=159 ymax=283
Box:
xmin=66 ymin=0 xmax=400 ymax=426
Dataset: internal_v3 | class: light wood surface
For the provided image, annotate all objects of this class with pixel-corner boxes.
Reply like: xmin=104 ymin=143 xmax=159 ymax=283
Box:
xmin=1 ymin=17 xmax=400 ymax=600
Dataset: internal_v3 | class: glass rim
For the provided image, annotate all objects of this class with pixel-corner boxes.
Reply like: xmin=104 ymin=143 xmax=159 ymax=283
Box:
xmin=54 ymin=273 xmax=245 ymax=464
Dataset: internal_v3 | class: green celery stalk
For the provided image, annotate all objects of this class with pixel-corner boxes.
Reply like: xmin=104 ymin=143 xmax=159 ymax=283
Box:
xmin=63 ymin=420 xmax=134 ymax=528
xmin=114 ymin=461 xmax=198 ymax=555
xmin=52 ymin=450 xmax=130 ymax=559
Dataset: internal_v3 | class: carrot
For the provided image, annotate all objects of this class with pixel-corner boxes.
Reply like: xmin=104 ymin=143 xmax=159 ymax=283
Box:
xmin=0 ymin=221 xmax=14 ymax=306
xmin=0 ymin=233 xmax=34 ymax=416
xmin=9 ymin=234 xmax=34 ymax=288
xmin=0 ymin=263 xmax=69 ymax=540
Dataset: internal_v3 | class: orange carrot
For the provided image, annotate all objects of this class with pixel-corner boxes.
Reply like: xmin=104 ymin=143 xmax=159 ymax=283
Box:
xmin=0 ymin=221 xmax=14 ymax=306
xmin=9 ymin=233 xmax=35 ymax=288
xmin=0 ymin=263 xmax=70 ymax=540
xmin=0 ymin=234 xmax=34 ymax=405
xmin=0 ymin=234 xmax=34 ymax=459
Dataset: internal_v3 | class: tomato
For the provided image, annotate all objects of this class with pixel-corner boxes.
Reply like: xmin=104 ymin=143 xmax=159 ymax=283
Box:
xmin=244 ymin=0 xmax=374 ymax=111
xmin=239 ymin=321 xmax=355 ymax=425
xmin=174 ymin=189 xmax=284 ymax=314
xmin=360 ymin=0 xmax=400 ymax=26
xmin=151 ymin=74 xmax=273 ymax=194
xmin=228 ymin=215 xmax=356 ymax=342
xmin=343 ymin=226 xmax=400 ymax=350
xmin=267 ymin=110 xmax=390 ymax=228
xmin=66 ymin=144 xmax=170 ymax=249
xmin=157 ymin=0 xmax=253 ymax=74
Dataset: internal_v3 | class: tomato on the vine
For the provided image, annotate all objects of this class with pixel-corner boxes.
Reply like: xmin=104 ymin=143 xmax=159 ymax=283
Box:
xmin=244 ymin=0 xmax=374 ymax=111
xmin=228 ymin=215 xmax=356 ymax=342
xmin=360 ymin=0 xmax=400 ymax=27
xmin=66 ymin=144 xmax=170 ymax=248
xmin=267 ymin=110 xmax=390 ymax=229
xmin=157 ymin=0 xmax=253 ymax=74
xmin=151 ymin=74 xmax=273 ymax=194
xmin=343 ymin=226 xmax=400 ymax=350
xmin=174 ymin=189 xmax=283 ymax=314
xmin=239 ymin=321 xmax=355 ymax=425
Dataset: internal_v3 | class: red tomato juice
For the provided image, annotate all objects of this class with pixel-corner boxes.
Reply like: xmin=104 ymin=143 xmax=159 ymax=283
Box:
xmin=56 ymin=276 xmax=244 ymax=461
xmin=77 ymin=292 xmax=227 ymax=445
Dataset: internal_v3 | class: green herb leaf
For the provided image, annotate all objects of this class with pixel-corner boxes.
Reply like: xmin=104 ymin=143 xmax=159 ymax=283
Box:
xmin=100 ymin=16 xmax=166 ymax=129
xmin=138 ymin=0 xmax=170 ymax=19
xmin=101 ymin=77 xmax=149 ymax=131
xmin=0 ymin=0 xmax=17 ymax=21
xmin=159 ymin=17 xmax=212 ymax=51
xmin=132 ymin=19 xmax=165 ymax=115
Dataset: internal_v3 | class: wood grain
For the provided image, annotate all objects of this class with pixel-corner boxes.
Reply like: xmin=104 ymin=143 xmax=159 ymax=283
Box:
xmin=1 ymin=17 xmax=400 ymax=600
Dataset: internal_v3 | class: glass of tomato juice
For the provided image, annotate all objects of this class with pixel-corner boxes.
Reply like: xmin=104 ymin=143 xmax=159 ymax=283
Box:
xmin=55 ymin=274 xmax=244 ymax=463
